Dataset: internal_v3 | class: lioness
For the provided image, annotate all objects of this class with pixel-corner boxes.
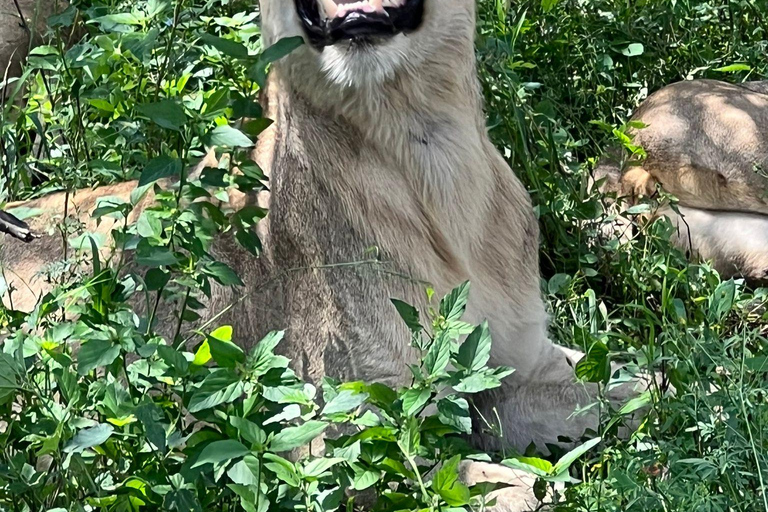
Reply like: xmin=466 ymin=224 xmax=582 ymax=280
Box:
xmin=598 ymin=79 xmax=768 ymax=281
xmin=1 ymin=0 xmax=633 ymax=455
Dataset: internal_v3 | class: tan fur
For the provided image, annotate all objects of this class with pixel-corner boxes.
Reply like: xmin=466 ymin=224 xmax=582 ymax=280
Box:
xmin=599 ymin=79 xmax=768 ymax=281
xmin=2 ymin=1 xmax=641 ymax=459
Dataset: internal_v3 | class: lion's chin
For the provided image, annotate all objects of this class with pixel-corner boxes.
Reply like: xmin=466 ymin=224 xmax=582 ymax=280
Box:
xmin=294 ymin=0 xmax=424 ymax=49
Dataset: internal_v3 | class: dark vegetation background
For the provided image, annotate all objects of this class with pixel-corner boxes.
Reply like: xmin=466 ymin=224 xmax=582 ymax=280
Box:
xmin=0 ymin=0 xmax=767 ymax=510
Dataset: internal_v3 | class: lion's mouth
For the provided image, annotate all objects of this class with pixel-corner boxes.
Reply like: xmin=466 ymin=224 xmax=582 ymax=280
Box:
xmin=295 ymin=0 xmax=425 ymax=48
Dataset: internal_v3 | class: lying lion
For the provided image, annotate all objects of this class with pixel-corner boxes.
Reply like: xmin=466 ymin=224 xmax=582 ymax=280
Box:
xmin=2 ymin=0 xmax=642 ymax=468
xmin=597 ymin=79 xmax=768 ymax=281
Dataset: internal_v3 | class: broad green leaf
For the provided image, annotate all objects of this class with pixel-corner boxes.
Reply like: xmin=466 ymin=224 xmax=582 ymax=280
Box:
xmin=136 ymin=403 xmax=167 ymax=454
xmin=352 ymin=469 xmax=381 ymax=491
xmin=397 ymin=416 xmax=421 ymax=458
xmin=200 ymin=33 xmax=249 ymax=58
xmin=139 ymin=155 xmax=181 ymax=186
xmin=456 ymin=321 xmax=492 ymax=371
xmin=0 ymin=354 xmax=19 ymax=403
xmin=64 ymin=424 xmax=114 ymax=453
xmin=260 ymin=36 xmax=304 ymax=64
xmin=439 ymin=281 xmax=471 ymax=322
xmin=270 ymin=421 xmax=328 ymax=452
xmin=191 ymin=338 xmax=212 ymax=366
xmin=621 ymin=43 xmax=644 ymax=57
xmin=401 ymin=387 xmax=431 ymax=416
xmin=552 ymin=436 xmax=602 ymax=476
xmin=714 ymin=63 xmax=751 ymax=72
xmin=230 ymin=417 xmax=267 ymax=447
xmin=424 ymin=333 xmax=451 ymax=378
xmin=502 ymin=456 xmax=553 ymax=477
xmin=136 ymin=100 xmax=187 ymax=131
xmin=322 ymin=389 xmax=368 ymax=415
xmin=188 ymin=370 xmax=244 ymax=412
xmin=391 ymin=299 xmax=422 ymax=332
xmin=204 ymin=261 xmax=244 ymax=286
xmin=207 ymin=336 xmax=245 ymax=368
xmin=192 ymin=440 xmax=250 ymax=468
xmin=78 ymin=340 xmax=120 ymax=375
xmin=205 ymin=125 xmax=253 ymax=148
xmin=303 ymin=457 xmax=345 ymax=478
xmin=263 ymin=453 xmax=301 ymax=487
xmin=574 ymin=341 xmax=611 ymax=383
xmin=227 ymin=455 xmax=261 ymax=485
xmin=433 ymin=455 xmax=470 ymax=506
xmin=164 ymin=490 xmax=202 ymax=512
xmin=437 ymin=395 xmax=472 ymax=434
xmin=136 ymin=240 xmax=178 ymax=267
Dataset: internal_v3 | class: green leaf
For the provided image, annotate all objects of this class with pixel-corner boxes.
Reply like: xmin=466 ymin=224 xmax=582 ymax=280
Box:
xmin=456 ymin=321 xmax=492 ymax=371
xmin=618 ymin=391 xmax=652 ymax=416
xmin=391 ymin=299 xmax=422 ymax=332
xmin=93 ymin=12 xmax=143 ymax=26
xmin=437 ymin=395 xmax=472 ymax=434
xmin=574 ymin=341 xmax=611 ymax=383
xmin=263 ymin=453 xmax=301 ymax=487
xmin=250 ymin=331 xmax=286 ymax=375
xmin=270 ymin=421 xmax=328 ymax=452
xmin=205 ymin=125 xmax=254 ymax=148
xmin=401 ymin=387 xmax=431 ymax=416
xmin=78 ymin=339 xmax=121 ymax=375
xmin=439 ymin=281 xmax=471 ymax=322
xmin=140 ymin=155 xmax=182 ymax=186
xmin=397 ymin=416 xmax=421 ymax=458
xmin=424 ymin=333 xmax=451 ymax=378
xmin=433 ymin=455 xmax=471 ymax=506
xmin=188 ymin=370 xmax=244 ymax=412
xmin=303 ymin=457 xmax=345 ymax=478
xmin=64 ymin=424 xmax=114 ymax=453
xmin=714 ymin=63 xmax=751 ymax=73
xmin=192 ymin=440 xmax=250 ymax=468
xmin=0 ymin=354 xmax=20 ymax=403
xmin=136 ymin=240 xmax=178 ymax=267
xmin=709 ymin=280 xmax=736 ymax=322
xmin=164 ymin=490 xmax=202 ymax=512
xmin=157 ymin=345 xmax=189 ymax=375
xmin=260 ymin=36 xmax=304 ymax=64
xmin=207 ymin=335 xmax=246 ymax=368
xmin=552 ymin=437 xmax=602 ymax=476
xmin=136 ymin=403 xmax=167 ymax=454
xmin=352 ymin=469 xmax=381 ymax=491
xmin=454 ymin=372 xmax=504 ymax=393
xmin=200 ymin=33 xmax=249 ymax=58
xmin=621 ymin=43 xmax=644 ymax=57
xmin=136 ymin=100 xmax=187 ymax=131
xmin=228 ymin=455 xmax=261 ymax=485
xmin=547 ymin=273 xmax=572 ymax=295
xmin=204 ymin=261 xmax=244 ymax=287
xmin=48 ymin=5 xmax=78 ymax=28
xmin=322 ymin=389 xmax=368 ymax=415
xmin=88 ymin=99 xmax=115 ymax=112
xmin=502 ymin=456 xmax=554 ymax=478
xmin=230 ymin=417 xmax=267 ymax=447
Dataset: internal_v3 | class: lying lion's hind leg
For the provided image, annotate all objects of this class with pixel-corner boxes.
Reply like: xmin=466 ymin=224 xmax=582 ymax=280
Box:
xmin=460 ymin=461 xmax=546 ymax=512
xmin=660 ymin=205 xmax=768 ymax=283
